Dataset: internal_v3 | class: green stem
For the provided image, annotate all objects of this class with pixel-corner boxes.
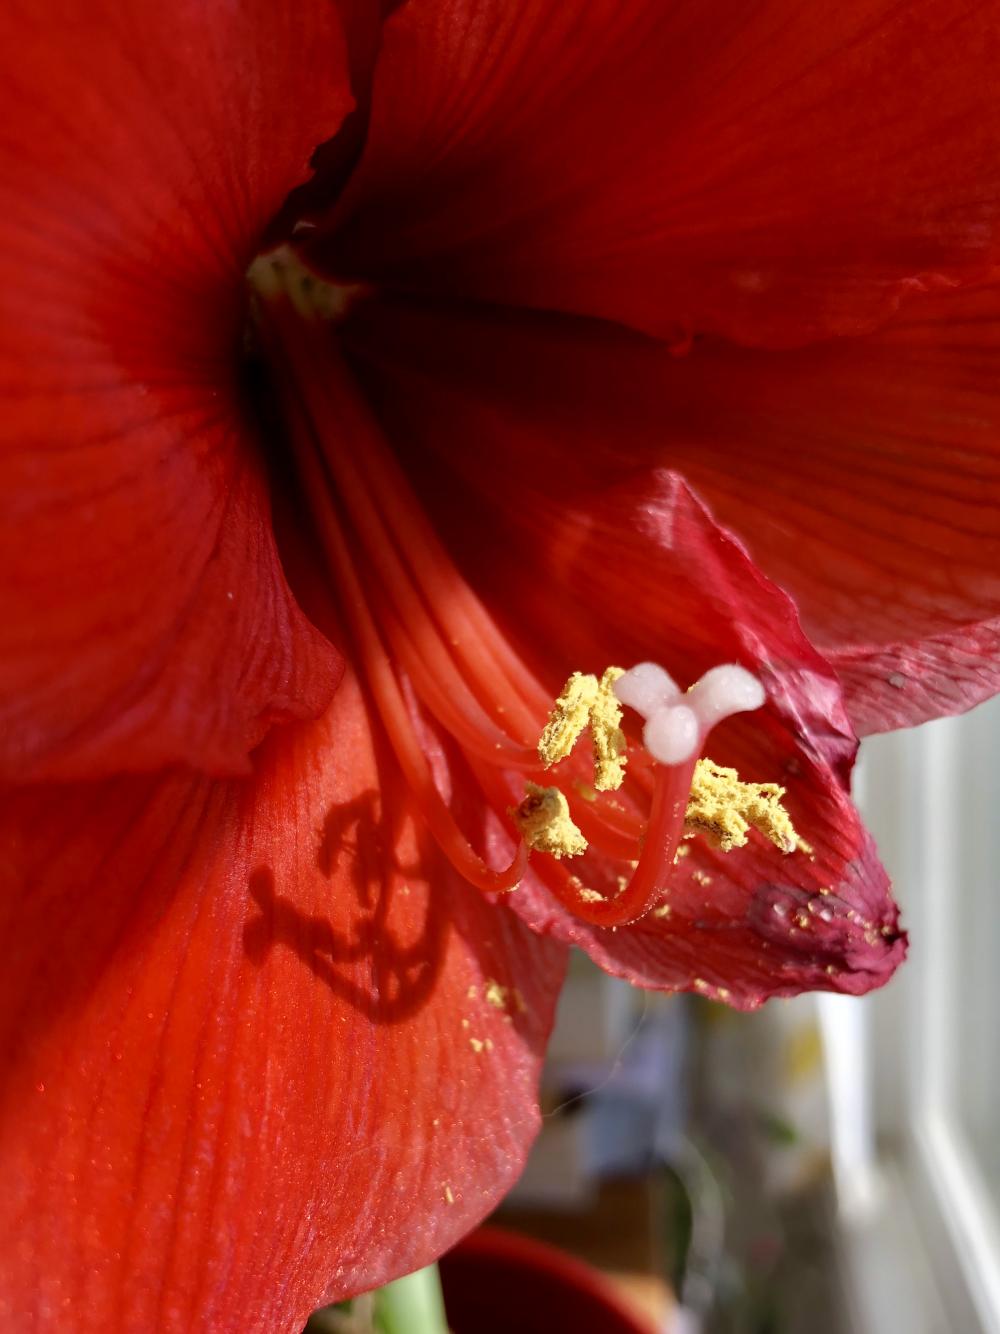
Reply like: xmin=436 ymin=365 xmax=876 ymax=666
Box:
xmin=373 ymin=1264 xmax=450 ymax=1334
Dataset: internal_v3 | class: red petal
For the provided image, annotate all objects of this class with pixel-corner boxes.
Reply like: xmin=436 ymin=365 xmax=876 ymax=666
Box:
xmin=667 ymin=284 xmax=1000 ymax=733
xmin=344 ymin=292 xmax=1000 ymax=734
xmin=312 ymin=0 xmax=1000 ymax=345
xmin=830 ymin=624 xmax=1000 ymax=737
xmin=0 ymin=2 xmax=353 ymax=779
xmin=486 ymin=475 xmax=905 ymax=1006
xmin=0 ymin=667 xmax=565 ymax=1329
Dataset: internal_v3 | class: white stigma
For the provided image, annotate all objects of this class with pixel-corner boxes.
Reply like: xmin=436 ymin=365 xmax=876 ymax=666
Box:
xmin=643 ymin=705 xmax=699 ymax=765
xmin=614 ymin=661 xmax=766 ymax=767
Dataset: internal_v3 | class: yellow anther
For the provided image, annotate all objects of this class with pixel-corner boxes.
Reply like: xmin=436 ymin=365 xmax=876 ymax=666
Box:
xmin=591 ymin=667 xmax=627 ymax=791
xmin=538 ymin=672 xmax=598 ymax=766
xmin=510 ymin=782 xmax=588 ymax=859
xmin=537 ymin=666 xmax=627 ymax=791
xmin=683 ymin=758 xmax=799 ymax=853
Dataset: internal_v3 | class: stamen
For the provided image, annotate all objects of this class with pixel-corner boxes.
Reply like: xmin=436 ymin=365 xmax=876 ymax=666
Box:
xmin=538 ymin=666 xmax=627 ymax=791
xmin=591 ymin=667 xmax=627 ymax=791
xmin=261 ymin=316 xmax=526 ymax=895
xmin=544 ymin=659 xmax=775 ymax=927
xmin=256 ymin=280 xmax=795 ymax=937
xmin=537 ymin=756 xmax=697 ymax=928
xmin=510 ymin=784 xmax=588 ymax=859
xmin=684 ymin=759 xmax=799 ymax=853
xmin=538 ymin=672 xmax=599 ymax=767
xmin=490 ymin=658 xmax=785 ymax=929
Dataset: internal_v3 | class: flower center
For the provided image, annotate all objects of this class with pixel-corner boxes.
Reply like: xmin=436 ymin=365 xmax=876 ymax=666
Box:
xmin=250 ymin=249 xmax=799 ymax=928
xmin=510 ymin=661 xmax=798 ymax=925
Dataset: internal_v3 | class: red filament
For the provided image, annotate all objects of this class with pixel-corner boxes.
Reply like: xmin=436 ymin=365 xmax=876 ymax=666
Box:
xmin=259 ymin=290 xmax=698 ymax=926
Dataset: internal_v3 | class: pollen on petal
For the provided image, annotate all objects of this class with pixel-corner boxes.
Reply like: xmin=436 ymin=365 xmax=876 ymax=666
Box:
xmin=684 ymin=759 xmax=799 ymax=853
xmin=483 ymin=979 xmax=509 ymax=1010
xmin=510 ymin=782 xmax=587 ymax=859
xmin=567 ymin=875 xmax=607 ymax=904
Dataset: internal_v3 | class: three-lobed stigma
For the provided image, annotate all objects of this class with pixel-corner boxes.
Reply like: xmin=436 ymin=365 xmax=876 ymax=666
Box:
xmin=614 ymin=661 xmax=766 ymax=766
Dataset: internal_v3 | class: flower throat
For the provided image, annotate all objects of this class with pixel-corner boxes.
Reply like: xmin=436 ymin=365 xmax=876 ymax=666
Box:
xmin=249 ymin=250 xmax=799 ymax=929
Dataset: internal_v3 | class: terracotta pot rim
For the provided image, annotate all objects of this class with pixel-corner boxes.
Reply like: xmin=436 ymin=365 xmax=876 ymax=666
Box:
xmin=443 ymin=1224 xmax=655 ymax=1334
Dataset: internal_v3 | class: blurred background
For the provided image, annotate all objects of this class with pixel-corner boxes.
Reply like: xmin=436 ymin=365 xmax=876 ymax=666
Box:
xmin=487 ymin=692 xmax=1000 ymax=1334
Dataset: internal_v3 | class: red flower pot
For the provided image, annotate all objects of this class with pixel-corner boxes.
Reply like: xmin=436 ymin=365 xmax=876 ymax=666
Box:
xmin=440 ymin=1225 xmax=656 ymax=1334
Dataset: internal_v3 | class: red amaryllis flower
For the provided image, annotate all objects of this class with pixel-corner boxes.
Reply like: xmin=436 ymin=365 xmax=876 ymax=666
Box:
xmin=2 ymin=1 xmax=998 ymax=1330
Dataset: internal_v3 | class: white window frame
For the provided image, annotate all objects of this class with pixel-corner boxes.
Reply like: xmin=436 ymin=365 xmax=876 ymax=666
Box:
xmin=822 ymin=702 xmax=1000 ymax=1334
